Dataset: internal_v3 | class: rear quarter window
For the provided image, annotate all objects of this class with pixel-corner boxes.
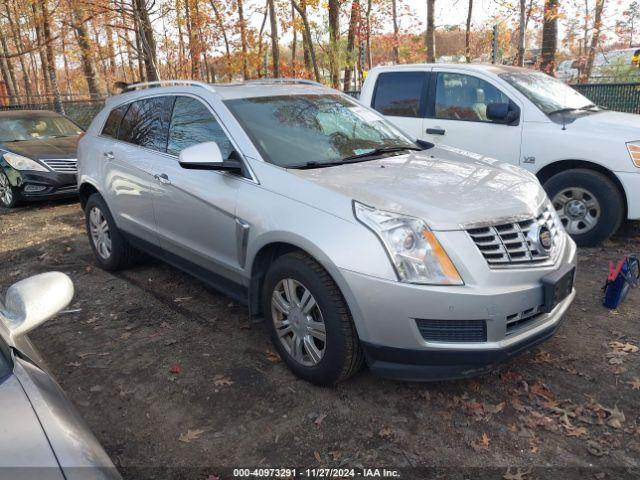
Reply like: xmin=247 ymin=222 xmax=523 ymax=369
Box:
xmin=101 ymin=104 xmax=129 ymax=138
xmin=372 ymin=72 xmax=428 ymax=118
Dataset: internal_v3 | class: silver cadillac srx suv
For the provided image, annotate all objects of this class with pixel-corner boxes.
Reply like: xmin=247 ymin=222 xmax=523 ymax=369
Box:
xmin=78 ymin=79 xmax=577 ymax=385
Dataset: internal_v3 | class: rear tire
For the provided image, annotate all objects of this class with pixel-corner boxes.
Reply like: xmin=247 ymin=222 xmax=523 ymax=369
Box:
xmin=84 ymin=193 xmax=139 ymax=271
xmin=544 ymin=169 xmax=624 ymax=247
xmin=262 ymin=251 xmax=363 ymax=386
xmin=0 ymin=169 xmax=18 ymax=209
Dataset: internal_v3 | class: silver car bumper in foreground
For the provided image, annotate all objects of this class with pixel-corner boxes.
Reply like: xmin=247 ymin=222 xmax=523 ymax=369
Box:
xmin=338 ymin=238 xmax=577 ymax=381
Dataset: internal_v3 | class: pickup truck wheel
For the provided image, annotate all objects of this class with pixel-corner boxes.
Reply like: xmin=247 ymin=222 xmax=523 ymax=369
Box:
xmin=262 ymin=252 xmax=363 ymax=386
xmin=85 ymin=193 xmax=139 ymax=271
xmin=544 ymin=169 xmax=624 ymax=246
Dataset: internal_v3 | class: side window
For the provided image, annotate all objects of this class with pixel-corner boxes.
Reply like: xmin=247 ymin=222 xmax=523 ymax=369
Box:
xmin=435 ymin=72 xmax=511 ymax=123
xmin=167 ymin=96 xmax=234 ymax=159
xmin=372 ymin=72 xmax=427 ymax=118
xmin=117 ymin=96 xmax=174 ymax=151
xmin=101 ymin=104 xmax=128 ymax=138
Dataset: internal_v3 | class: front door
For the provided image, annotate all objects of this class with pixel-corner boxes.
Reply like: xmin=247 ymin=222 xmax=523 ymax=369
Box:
xmin=151 ymin=96 xmax=244 ymax=283
xmin=422 ymin=70 xmax=523 ymax=164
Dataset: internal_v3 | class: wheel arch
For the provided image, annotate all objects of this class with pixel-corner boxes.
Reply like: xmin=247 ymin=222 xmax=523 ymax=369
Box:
xmin=78 ymin=181 xmax=100 ymax=211
xmin=247 ymin=236 xmax=363 ymax=332
xmin=536 ymin=160 xmax=628 ymax=218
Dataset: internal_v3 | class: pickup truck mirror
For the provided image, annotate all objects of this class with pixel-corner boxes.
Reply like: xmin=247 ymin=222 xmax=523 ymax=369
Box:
xmin=487 ymin=102 xmax=519 ymax=125
xmin=179 ymin=141 xmax=243 ymax=173
xmin=0 ymin=272 xmax=74 ymax=345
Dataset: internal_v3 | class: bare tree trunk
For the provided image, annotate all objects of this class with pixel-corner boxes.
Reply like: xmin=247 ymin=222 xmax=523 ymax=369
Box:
xmin=516 ymin=0 xmax=526 ymax=66
xmin=267 ymin=0 xmax=280 ymax=77
xmin=344 ymin=0 xmax=359 ymax=91
xmin=291 ymin=0 xmax=297 ymax=76
xmin=583 ymin=0 xmax=589 ymax=58
xmin=300 ymin=0 xmax=312 ymax=74
xmin=426 ymin=0 xmax=436 ymax=62
xmin=210 ymin=0 xmax=232 ymax=80
xmin=540 ymin=0 xmax=558 ymax=75
xmin=5 ymin=0 xmax=34 ymax=101
xmin=32 ymin=2 xmax=52 ymax=95
xmin=292 ymin=0 xmax=320 ymax=82
xmin=184 ymin=0 xmax=198 ymax=79
xmin=132 ymin=9 xmax=146 ymax=82
xmin=391 ymin=0 xmax=399 ymax=63
xmin=584 ymin=0 xmax=604 ymax=81
xmin=41 ymin=0 xmax=64 ymax=113
xmin=366 ymin=0 xmax=372 ymax=69
xmin=69 ymin=1 xmax=101 ymax=98
xmin=257 ymin=0 xmax=268 ymax=78
xmin=237 ymin=0 xmax=249 ymax=79
xmin=0 ymin=29 xmax=18 ymax=102
xmin=328 ymin=0 xmax=340 ymax=87
xmin=465 ymin=0 xmax=473 ymax=63
xmin=133 ymin=0 xmax=159 ymax=81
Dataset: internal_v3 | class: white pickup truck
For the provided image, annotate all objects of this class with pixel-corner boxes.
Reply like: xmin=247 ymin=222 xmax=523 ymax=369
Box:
xmin=359 ymin=63 xmax=640 ymax=246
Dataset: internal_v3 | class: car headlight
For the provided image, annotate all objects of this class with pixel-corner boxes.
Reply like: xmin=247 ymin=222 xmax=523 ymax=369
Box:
xmin=3 ymin=153 xmax=49 ymax=172
xmin=354 ymin=201 xmax=463 ymax=285
xmin=626 ymin=141 xmax=640 ymax=168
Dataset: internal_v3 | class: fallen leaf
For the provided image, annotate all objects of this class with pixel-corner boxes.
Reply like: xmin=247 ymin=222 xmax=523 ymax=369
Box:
xmin=314 ymin=413 xmax=327 ymax=427
xmin=265 ymin=349 xmax=281 ymax=363
xmin=178 ymin=428 xmax=206 ymax=443
xmin=480 ymin=433 xmax=491 ymax=447
xmin=531 ymin=382 xmax=555 ymax=401
xmin=587 ymin=440 xmax=608 ymax=457
xmin=485 ymin=402 xmax=506 ymax=414
xmin=606 ymin=405 xmax=625 ymax=429
xmin=313 ymin=451 xmax=321 ymax=462
xmin=169 ymin=364 xmax=182 ymax=374
xmin=378 ymin=426 xmax=393 ymax=438
xmin=503 ymin=467 xmax=532 ymax=480
xmin=213 ymin=374 xmax=234 ymax=387
xmin=626 ymin=378 xmax=640 ymax=390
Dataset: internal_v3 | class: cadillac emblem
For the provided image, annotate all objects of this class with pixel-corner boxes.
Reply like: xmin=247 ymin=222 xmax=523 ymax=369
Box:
xmin=539 ymin=226 xmax=553 ymax=251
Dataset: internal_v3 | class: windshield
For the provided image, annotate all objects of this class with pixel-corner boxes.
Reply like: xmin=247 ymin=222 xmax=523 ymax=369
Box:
xmin=0 ymin=115 xmax=82 ymax=142
xmin=224 ymin=94 xmax=417 ymax=167
xmin=500 ymin=71 xmax=594 ymax=114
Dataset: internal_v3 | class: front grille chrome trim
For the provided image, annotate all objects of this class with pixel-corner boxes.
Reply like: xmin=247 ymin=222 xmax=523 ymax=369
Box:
xmin=40 ymin=158 xmax=78 ymax=173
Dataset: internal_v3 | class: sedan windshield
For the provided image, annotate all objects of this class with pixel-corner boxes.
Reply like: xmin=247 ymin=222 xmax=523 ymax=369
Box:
xmin=0 ymin=115 xmax=82 ymax=142
xmin=500 ymin=71 xmax=595 ymax=115
xmin=225 ymin=94 xmax=418 ymax=168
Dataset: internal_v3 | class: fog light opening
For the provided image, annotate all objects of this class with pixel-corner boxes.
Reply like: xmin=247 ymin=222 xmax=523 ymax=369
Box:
xmin=23 ymin=184 xmax=47 ymax=193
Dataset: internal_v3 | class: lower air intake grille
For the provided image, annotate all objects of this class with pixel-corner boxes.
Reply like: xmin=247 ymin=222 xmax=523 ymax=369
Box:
xmin=416 ymin=319 xmax=487 ymax=343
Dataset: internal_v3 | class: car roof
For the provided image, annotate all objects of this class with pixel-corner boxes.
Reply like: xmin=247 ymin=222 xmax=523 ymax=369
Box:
xmin=369 ymin=63 xmax=529 ymax=75
xmin=0 ymin=110 xmax=65 ymax=119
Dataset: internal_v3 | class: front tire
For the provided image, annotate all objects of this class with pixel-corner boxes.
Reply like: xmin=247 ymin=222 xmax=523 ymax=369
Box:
xmin=84 ymin=193 xmax=139 ymax=271
xmin=0 ymin=169 xmax=18 ymax=208
xmin=544 ymin=169 xmax=624 ymax=247
xmin=262 ymin=252 xmax=363 ymax=386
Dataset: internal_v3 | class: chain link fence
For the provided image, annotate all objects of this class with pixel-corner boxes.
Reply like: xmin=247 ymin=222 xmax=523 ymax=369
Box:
xmin=571 ymin=82 xmax=640 ymax=114
xmin=0 ymin=95 xmax=106 ymax=129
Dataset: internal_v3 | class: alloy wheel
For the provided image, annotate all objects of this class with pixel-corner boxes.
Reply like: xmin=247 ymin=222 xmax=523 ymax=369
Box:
xmin=0 ymin=171 xmax=13 ymax=207
xmin=89 ymin=206 xmax=112 ymax=259
xmin=271 ymin=278 xmax=326 ymax=367
xmin=552 ymin=187 xmax=601 ymax=235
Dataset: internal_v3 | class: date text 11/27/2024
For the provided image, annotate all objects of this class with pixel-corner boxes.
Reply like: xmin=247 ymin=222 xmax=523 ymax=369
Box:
xmin=232 ymin=468 xmax=401 ymax=478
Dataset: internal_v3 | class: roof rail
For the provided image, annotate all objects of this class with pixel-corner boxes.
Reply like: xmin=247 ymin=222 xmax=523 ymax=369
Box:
xmin=121 ymin=80 xmax=216 ymax=93
xmin=245 ymin=78 xmax=324 ymax=87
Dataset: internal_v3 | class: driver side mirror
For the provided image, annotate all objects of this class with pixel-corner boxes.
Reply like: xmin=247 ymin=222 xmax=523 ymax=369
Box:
xmin=486 ymin=102 xmax=519 ymax=125
xmin=179 ymin=141 xmax=243 ymax=173
xmin=0 ymin=272 xmax=74 ymax=345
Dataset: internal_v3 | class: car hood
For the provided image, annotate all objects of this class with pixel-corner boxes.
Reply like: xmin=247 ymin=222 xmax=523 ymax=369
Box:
xmin=569 ymin=110 xmax=640 ymax=139
xmin=0 ymin=136 xmax=79 ymax=160
xmin=290 ymin=146 xmax=547 ymax=231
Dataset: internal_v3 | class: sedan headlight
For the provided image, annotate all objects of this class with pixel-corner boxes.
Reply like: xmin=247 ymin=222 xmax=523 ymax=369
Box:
xmin=354 ymin=201 xmax=463 ymax=285
xmin=3 ymin=153 xmax=49 ymax=172
xmin=626 ymin=141 xmax=640 ymax=168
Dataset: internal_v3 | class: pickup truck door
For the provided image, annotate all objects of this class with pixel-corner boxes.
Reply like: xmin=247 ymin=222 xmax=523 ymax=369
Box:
xmin=422 ymin=69 xmax=523 ymax=164
xmin=367 ymin=70 xmax=431 ymax=140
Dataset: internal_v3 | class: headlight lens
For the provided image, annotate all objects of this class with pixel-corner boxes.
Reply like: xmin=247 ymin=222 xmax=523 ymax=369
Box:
xmin=626 ymin=141 xmax=640 ymax=168
xmin=354 ymin=201 xmax=463 ymax=285
xmin=3 ymin=153 xmax=49 ymax=172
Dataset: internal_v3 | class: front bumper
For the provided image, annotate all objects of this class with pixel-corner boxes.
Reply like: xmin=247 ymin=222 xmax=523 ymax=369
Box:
xmin=5 ymin=168 xmax=77 ymax=200
xmin=337 ymin=231 xmax=577 ymax=381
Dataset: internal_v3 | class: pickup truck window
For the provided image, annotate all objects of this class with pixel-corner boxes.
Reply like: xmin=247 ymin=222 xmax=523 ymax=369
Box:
xmin=435 ymin=72 xmax=510 ymax=123
xmin=372 ymin=72 xmax=427 ymax=118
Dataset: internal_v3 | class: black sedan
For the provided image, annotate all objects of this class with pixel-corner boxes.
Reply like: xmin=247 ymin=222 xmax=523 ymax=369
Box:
xmin=0 ymin=110 xmax=83 ymax=208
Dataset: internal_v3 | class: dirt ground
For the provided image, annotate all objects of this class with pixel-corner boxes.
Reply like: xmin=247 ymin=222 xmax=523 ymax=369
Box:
xmin=1 ymin=200 xmax=640 ymax=480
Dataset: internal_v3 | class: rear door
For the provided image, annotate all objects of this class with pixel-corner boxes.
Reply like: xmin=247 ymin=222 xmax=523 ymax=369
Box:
xmin=369 ymin=70 xmax=430 ymax=140
xmin=422 ymin=69 xmax=523 ymax=163
xmin=151 ymin=95 xmax=246 ymax=285
xmin=100 ymin=96 xmax=173 ymax=246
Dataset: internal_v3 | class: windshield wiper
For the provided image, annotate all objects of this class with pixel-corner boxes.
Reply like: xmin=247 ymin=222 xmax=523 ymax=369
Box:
xmin=339 ymin=146 xmax=421 ymax=163
xmin=579 ymin=103 xmax=599 ymax=111
xmin=547 ymin=107 xmax=578 ymax=116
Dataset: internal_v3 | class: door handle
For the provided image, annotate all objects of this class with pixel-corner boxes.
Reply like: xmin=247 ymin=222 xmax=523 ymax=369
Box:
xmin=103 ymin=151 xmax=114 ymax=160
xmin=154 ymin=173 xmax=171 ymax=185
xmin=426 ymin=128 xmax=446 ymax=135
